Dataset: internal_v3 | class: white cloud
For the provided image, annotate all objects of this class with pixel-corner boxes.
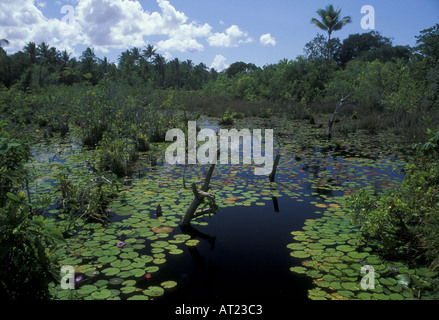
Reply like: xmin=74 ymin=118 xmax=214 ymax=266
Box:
xmin=0 ymin=0 xmax=254 ymax=56
xmin=210 ymin=54 xmax=229 ymax=72
xmin=207 ymin=25 xmax=252 ymax=48
xmin=260 ymin=33 xmax=276 ymax=47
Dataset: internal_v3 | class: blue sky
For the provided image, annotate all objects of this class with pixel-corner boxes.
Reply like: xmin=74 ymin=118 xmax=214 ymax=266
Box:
xmin=0 ymin=0 xmax=438 ymax=71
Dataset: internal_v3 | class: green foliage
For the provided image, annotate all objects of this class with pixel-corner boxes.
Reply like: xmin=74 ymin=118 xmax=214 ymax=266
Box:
xmin=219 ymin=108 xmax=236 ymax=125
xmin=96 ymin=131 xmax=138 ymax=178
xmin=0 ymin=132 xmax=64 ymax=299
xmin=0 ymin=137 xmax=30 ymax=207
xmin=349 ymin=129 xmax=439 ymax=268
xmin=56 ymin=165 xmax=119 ymax=230
xmin=0 ymin=194 xmax=65 ymax=299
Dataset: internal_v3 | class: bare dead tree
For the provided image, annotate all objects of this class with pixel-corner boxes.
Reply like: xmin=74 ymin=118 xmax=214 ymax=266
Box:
xmin=180 ymin=164 xmax=218 ymax=227
xmin=327 ymin=84 xmax=356 ymax=140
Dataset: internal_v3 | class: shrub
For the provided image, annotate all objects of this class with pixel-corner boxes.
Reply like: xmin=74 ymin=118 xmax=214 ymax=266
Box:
xmin=57 ymin=166 xmax=119 ymax=230
xmin=96 ymin=131 xmax=138 ymax=178
xmin=0 ymin=194 xmax=65 ymax=299
xmin=219 ymin=108 xmax=236 ymax=125
xmin=349 ymin=129 xmax=439 ymax=268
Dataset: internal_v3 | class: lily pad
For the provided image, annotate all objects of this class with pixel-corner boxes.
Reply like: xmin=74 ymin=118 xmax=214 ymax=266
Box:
xmin=91 ymin=289 xmax=112 ymax=300
xmin=161 ymin=280 xmax=177 ymax=289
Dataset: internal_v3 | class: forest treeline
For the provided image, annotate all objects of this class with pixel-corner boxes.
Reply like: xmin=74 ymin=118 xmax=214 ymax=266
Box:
xmin=1 ymin=25 xmax=438 ymax=114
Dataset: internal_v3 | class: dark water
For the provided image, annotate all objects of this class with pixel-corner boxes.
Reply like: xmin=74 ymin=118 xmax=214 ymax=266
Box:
xmin=155 ymin=196 xmax=317 ymax=301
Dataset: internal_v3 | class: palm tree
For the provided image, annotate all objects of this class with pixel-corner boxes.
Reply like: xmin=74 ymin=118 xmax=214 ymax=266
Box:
xmin=311 ymin=4 xmax=351 ymax=57
xmin=24 ymin=42 xmax=37 ymax=64
xmin=142 ymin=44 xmax=156 ymax=62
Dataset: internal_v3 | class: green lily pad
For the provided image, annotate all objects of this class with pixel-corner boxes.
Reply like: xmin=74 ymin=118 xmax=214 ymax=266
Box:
xmin=111 ymin=260 xmax=131 ymax=268
xmin=91 ymin=289 xmax=112 ymax=300
xmin=336 ymin=245 xmax=356 ymax=253
xmin=145 ymin=266 xmax=159 ymax=273
xmin=144 ymin=286 xmax=164 ymax=297
xmin=161 ymin=281 xmax=177 ymax=289
xmin=290 ymin=266 xmax=307 ymax=274
xmin=128 ymin=295 xmax=149 ymax=300
xmin=102 ymin=267 xmax=120 ymax=276
xmin=290 ymin=251 xmax=311 ymax=259
xmin=77 ymin=285 xmax=98 ymax=295
xmin=98 ymin=255 xmax=117 ymax=264
xmin=121 ymin=286 xmax=137 ymax=294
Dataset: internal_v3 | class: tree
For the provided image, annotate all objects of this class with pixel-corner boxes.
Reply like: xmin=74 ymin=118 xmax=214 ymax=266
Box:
xmin=226 ymin=61 xmax=258 ymax=78
xmin=142 ymin=44 xmax=157 ymax=62
xmin=311 ymin=4 xmax=352 ymax=58
xmin=304 ymin=33 xmax=341 ymax=61
xmin=152 ymin=53 xmax=166 ymax=86
xmin=80 ymin=47 xmax=99 ymax=84
xmin=415 ymin=23 xmax=439 ymax=64
xmin=24 ymin=42 xmax=37 ymax=64
xmin=336 ymin=31 xmax=392 ymax=65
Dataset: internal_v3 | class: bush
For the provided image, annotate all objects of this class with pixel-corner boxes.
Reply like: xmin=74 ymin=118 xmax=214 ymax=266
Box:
xmin=96 ymin=131 xmax=138 ymax=178
xmin=0 ymin=194 xmax=65 ymax=299
xmin=219 ymin=108 xmax=236 ymax=125
xmin=349 ymin=129 xmax=439 ymax=268
xmin=57 ymin=166 xmax=119 ymax=230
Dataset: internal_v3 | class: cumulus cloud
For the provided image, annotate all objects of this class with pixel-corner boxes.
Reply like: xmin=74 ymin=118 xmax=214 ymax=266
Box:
xmin=210 ymin=54 xmax=229 ymax=72
xmin=260 ymin=33 xmax=276 ymax=47
xmin=208 ymin=25 xmax=252 ymax=47
xmin=0 ymin=0 xmax=254 ymax=56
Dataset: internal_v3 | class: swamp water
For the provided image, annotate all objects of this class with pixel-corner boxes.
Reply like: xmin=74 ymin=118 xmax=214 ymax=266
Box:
xmin=27 ymin=121 xmax=407 ymax=301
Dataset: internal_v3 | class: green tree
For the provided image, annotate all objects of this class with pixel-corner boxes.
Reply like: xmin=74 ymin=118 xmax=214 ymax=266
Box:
xmin=311 ymin=4 xmax=352 ymax=58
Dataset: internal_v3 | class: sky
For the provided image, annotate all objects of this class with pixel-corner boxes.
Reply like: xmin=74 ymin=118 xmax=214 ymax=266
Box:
xmin=0 ymin=0 xmax=438 ymax=71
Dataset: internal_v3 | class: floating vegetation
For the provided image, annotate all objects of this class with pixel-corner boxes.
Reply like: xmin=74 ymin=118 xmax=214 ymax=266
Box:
xmin=24 ymin=114 xmax=437 ymax=301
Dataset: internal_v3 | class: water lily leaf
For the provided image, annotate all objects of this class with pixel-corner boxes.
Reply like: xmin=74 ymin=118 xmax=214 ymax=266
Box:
xmin=120 ymin=252 xmax=139 ymax=259
xmin=145 ymin=266 xmax=159 ymax=273
xmin=102 ymin=267 xmax=120 ymax=276
xmin=128 ymin=295 xmax=149 ymax=300
xmin=77 ymin=285 xmax=97 ymax=295
xmin=290 ymin=251 xmax=311 ymax=259
xmin=91 ymin=289 xmax=112 ymax=300
xmin=131 ymin=269 xmax=146 ymax=277
xmin=341 ymin=282 xmax=359 ymax=291
xmin=109 ymin=278 xmax=124 ymax=285
xmin=169 ymin=249 xmax=184 ymax=255
xmin=144 ymin=286 xmax=164 ymax=297
xmin=121 ymin=286 xmax=137 ymax=294
xmin=290 ymin=266 xmax=307 ymax=274
xmin=161 ymin=281 xmax=177 ymax=289
xmin=111 ymin=260 xmax=131 ymax=268
xmin=287 ymin=243 xmax=307 ymax=250
xmin=98 ymin=256 xmax=117 ymax=264
xmin=185 ymin=239 xmax=200 ymax=247
xmin=335 ymin=245 xmax=355 ymax=252
xmin=153 ymin=258 xmax=166 ymax=265
xmin=152 ymin=226 xmax=174 ymax=234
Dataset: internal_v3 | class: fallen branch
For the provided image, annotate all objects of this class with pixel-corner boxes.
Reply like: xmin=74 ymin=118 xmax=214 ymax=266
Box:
xmin=180 ymin=164 xmax=217 ymax=227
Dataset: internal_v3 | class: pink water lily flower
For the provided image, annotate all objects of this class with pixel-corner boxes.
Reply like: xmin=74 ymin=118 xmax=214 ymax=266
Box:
xmin=117 ymin=241 xmax=125 ymax=248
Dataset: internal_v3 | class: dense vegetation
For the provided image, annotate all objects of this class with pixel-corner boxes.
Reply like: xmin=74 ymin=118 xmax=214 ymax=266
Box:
xmin=1 ymin=16 xmax=438 ymax=299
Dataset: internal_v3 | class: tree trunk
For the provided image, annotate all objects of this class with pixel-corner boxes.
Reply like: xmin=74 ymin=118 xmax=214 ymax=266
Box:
xmin=327 ymin=84 xmax=356 ymax=140
xmin=180 ymin=164 xmax=216 ymax=227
